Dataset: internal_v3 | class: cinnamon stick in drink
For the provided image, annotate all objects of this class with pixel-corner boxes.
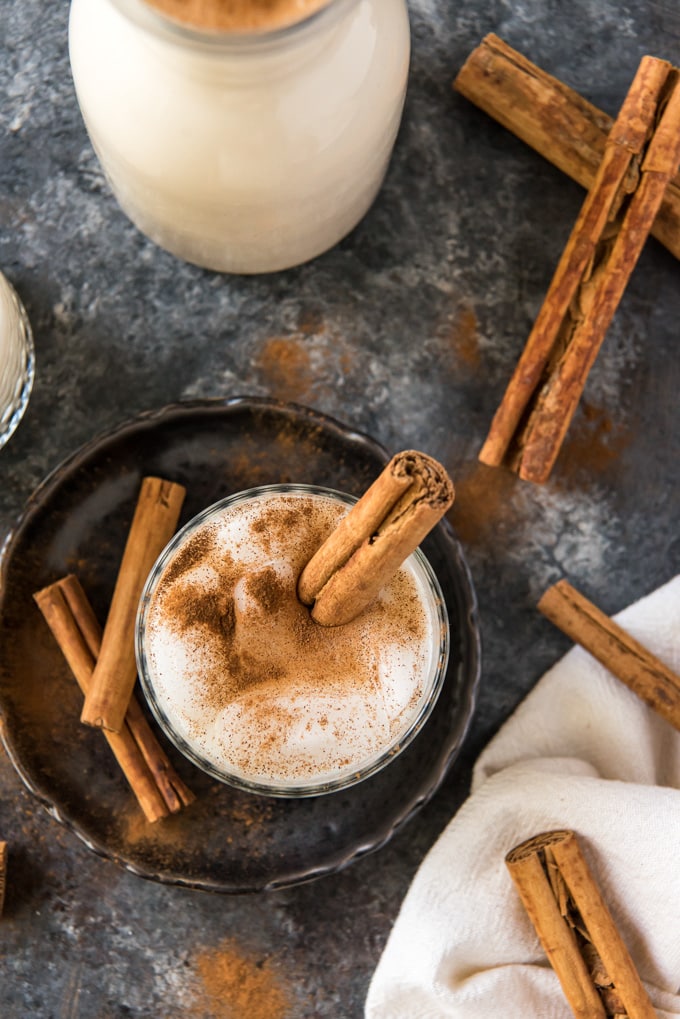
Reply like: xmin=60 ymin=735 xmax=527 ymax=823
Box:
xmin=478 ymin=57 xmax=680 ymax=482
xmin=298 ymin=451 xmax=454 ymax=626
xmin=35 ymin=575 xmax=194 ymax=822
xmin=538 ymin=578 xmax=680 ymax=731
xmin=506 ymin=830 xmax=656 ymax=1019
xmin=453 ymin=35 xmax=680 ymax=262
xmin=81 ymin=476 xmax=185 ymax=733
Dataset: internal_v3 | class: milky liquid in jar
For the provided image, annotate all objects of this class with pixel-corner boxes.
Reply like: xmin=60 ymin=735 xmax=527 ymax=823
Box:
xmin=136 ymin=486 xmax=449 ymax=796
xmin=68 ymin=0 xmax=411 ymax=273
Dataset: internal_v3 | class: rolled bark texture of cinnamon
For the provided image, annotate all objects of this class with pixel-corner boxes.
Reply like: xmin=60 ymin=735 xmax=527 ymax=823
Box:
xmin=80 ymin=476 xmax=186 ymax=733
xmin=453 ymin=33 xmax=680 ymax=261
xmin=538 ymin=578 xmax=680 ymax=732
xmin=298 ymin=450 xmax=454 ymax=626
xmin=35 ymin=573 xmax=194 ymax=823
xmin=476 ymin=55 xmax=680 ymax=482
xmin=506 ymin=829 xmax=656 ymax=1019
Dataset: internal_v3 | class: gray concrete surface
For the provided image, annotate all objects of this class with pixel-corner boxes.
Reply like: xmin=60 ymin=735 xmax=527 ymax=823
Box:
xmin=1 ymin=1 xmax=679 ymax=1015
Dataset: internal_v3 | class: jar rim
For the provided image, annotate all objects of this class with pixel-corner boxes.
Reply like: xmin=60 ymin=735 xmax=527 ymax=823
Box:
xmin=107 ymin=0 xmax=360 ymax=50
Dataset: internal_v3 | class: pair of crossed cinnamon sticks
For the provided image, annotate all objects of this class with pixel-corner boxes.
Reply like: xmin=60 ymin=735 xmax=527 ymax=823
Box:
xmin=506 ymin=829 xmax=657 ymax=1019
xmin=35 ymin=573 xmax=194 ymax=824
xmin=504 ymin=576 xmax=680 ymax=1019
xmin=298 ymin=451 xmax=454 ymax=625
xmin=34 ymin=477 xmax=194 ymax=823
xmin=455 ymin=38 xmax=680 ymax=483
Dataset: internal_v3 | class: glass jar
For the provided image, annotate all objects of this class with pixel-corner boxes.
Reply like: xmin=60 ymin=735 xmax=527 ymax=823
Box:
xmin=68 ymin=0 xmax=411 ymax=273
xmin=0 ymin=273 xmax=34 ymax=451
xmin=136 ymin=484 xmax=449 ymax=797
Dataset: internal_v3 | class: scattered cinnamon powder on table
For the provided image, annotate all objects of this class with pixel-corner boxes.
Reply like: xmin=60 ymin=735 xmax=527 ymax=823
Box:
xmin=256 ymin=336 xmax=315 ymax=404
xmin=437 ymin=301 xmax=481 ymax=371
xmin=554 ymin=400 xmax=633 ymax=481
xmin=451 ymin=460 xmax=520 ymax=545
xmin=189 ymin=938 xmax=293 ymax=1019
xmin=255 ymin=326 xmax=354 ymax=406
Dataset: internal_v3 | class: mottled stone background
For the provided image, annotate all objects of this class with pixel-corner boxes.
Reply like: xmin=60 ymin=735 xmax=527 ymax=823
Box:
xmin=1 ymin=0 xmax=679 ymax=1015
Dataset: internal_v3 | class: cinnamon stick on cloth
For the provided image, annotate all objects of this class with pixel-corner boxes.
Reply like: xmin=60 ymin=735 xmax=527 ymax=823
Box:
xmin=81 ymin=476 xmax=185 ymax=733
xmin=453 ymin=35 xmax=680 ymax=261
xmin=35 ymin=575 xmax=194 ymax=823
xmin=477 ymin=57 xmax=680 ymax=483
xmin=298 ymin=451 xmax=454 ymax=626
xmin=506 ymin=830 xmax=656 ymax=1019
xmin=364 ymin=575 xmax=680 ymax=1019
xmin=539 ymin=578 xmax=680 ymax=732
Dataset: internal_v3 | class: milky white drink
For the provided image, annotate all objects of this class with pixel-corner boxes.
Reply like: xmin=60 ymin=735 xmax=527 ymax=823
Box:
xmin=0 ymin=272 xmax=34 ymax=450
xmin=68 ymin=0 xmax=411 ymax=273
xmin=137 ymin=486 xmax=448 ymax=795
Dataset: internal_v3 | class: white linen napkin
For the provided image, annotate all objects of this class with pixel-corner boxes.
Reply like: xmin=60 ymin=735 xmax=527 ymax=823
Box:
xmin=365 ymin=574 xmax=680 ymax=1019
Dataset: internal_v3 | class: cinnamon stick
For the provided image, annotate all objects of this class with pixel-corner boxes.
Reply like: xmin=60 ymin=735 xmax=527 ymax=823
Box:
xmin=453 ymin=34 xmax=680 ymax=261
xmin=478 ymin=57 xmax=680 ymax=482
xmin=298 ymin=450 xmax=454 ymax=626
xmin=81 ymin=476 xmax=185 ymax=732
xmin=35 ymin=575 xmax=194 ymax=822
xmin=538 ymin=578 xmax=680 ymax=731
xmin=0 ymin=842 xmax=6 ymax=916
xmin=506 ymin=830 xmax=656 ymax=1019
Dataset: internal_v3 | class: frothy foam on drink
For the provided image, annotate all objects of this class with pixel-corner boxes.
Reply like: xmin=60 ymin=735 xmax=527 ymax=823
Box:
xmin=142 ymin=491 xmax=440 ymax=789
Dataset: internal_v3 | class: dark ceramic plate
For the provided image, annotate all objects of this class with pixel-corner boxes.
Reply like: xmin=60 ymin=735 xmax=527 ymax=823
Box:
xmin=0 ymin=397 xmax=480 ymax=893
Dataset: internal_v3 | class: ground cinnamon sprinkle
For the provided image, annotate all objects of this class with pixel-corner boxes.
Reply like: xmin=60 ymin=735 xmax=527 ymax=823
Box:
xmin=555 ymin=400 xmax=633 ymax=480
xmin=246 ymin=566 xmax=287 ymax=614
xmin=451 ymin=460 xmax=519 ymax=544
xmin=164 ymin=577 xmax=237 ymax=642
xmin=163 ymin=531 xmax=216 ymax=587
xmin=255 ymin=320 xmax=354 ymax=407
xmin=440 ymin=301 xmax=481 ymax=370
xmin=255 ymin=336 xmax=315 ymax=405
xmin=189 ymin=938 xmax=293 ymax=1019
